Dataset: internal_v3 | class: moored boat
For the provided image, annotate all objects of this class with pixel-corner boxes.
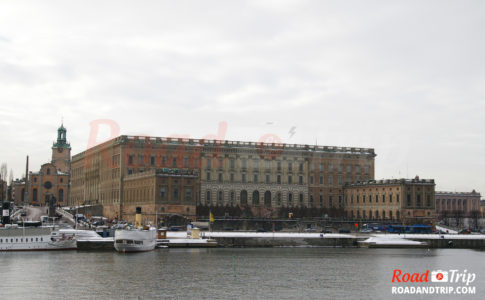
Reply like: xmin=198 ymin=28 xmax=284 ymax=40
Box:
xmin=114 ymin=207 xmax=156 ymax=253
xmin=0 ymin=224 xmax=77 ymax=251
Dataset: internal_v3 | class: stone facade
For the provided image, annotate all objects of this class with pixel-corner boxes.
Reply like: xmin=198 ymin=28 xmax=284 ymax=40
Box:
xmin=435 ymin=190 xmax=481 ymax=217
xmin=344 ymin=177 xmax=436 ymax=225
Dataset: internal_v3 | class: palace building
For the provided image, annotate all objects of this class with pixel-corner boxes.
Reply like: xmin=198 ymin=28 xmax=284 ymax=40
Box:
xmin=435 ymin=190 xmax=481 ymax=217
xmin=69 ymin=135 xmax=376 ymax=222
xmin=343 ymin=176 xmax=436 ymax=225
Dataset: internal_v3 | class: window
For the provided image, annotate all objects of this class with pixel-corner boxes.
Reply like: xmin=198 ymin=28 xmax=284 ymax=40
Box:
xmin=407 ymin=194 xmax=411 ymax=206
xmin=242 ymin=159 xmax=247 ymax=169
xmin=206 ymin=158 xmax=212 ymax=168
xmin=299 ymin=193 xmax=304 ymax=205
xmin=230 ymin=173 xmax=234 ymax=182
xmin=319 ymin=163 xmax=323 ymax=172
xmin=59 ymin=189 xmax=64 ymax=202
xmin=329 ymin=175 xmax=333 ymax=185
xmin=288 ymin=175 xmax=292 ymax=184
xmin=397 ymin=194 xmax=400 ymax=203
xmin=364 ymin=165 xmax=370 ymax=174
xmin=288 ymin=162 xmax=293 ymax=172
xmin=417 ymin=194 xmax=421 ymax=207
xmin=218 ymin=173 xmax=223 ymax=183
xmin=172 ymin=157 xmax=177 ymax=167
xmin=266 ymin=174 xmax=270 ymax=184
xmin=277 ymin=193 xmax=281 ymax=206
xmin=277 ymin=161 xmax=281 ymax=172
xmin=253 ymin=160 xmax=259 ymax=169
xmin=329 ymin=196 xmax=333 ymax=207
xmin=299 ymin=176 xmax=303 ymax=185
xmin=160 ymin=187 xmax=166 ymax=199
xmin=218 ymin=191 xmax=223 ymax=205
xmin=207 ymin=172 xmax=211 ymax=181
xmin=218 ymin=157 xmax=223 ymax=168
xmin=138 ymin=154 xmax=144 ymax=164
xmin=338 ymin=164 xmax=343 ymax=172
xmin=277 ymin=175 xmax=281 ymax=184
xmin=206 ymin=191 xmax=211 ymax=204
xmin=329 ymin=164 xmax=334 ymax=172
xmin=46 ymin=168 xmax=50 ymax=175
xmin=319 ymin=176 xmax=323 ymax=184
xmin=299 ymin=162 xmax=303 ymax=172
xmin=338 ymin=176 xmax=343 ymax=185
xmin=356 ymin=165 xmax=361 ymax=173
xmin=253 ymin=174 xmax=258 ymax=183
xmin=363 ymin=195 xmax=366 ymax=203
xmin=230 ymin=191 xmax=235 ymax=204
xmin=150 ymin=156 xmax=155 ymax=166
xmin=426 ymin=195 xmax=431 ymax=207
xmin=382 ymin=194 xmax=385 ymax=203
xmin=375 ymin=195 xmax=378 ymax=203
xmin=310 ymin=163 xmax=314 ymax=171
xmin=128 ymin=169 xmax=133 ymax=175
xmin=346 ymin=165 xmax=351 ymax=173
xmin=173 ymin=188 xmax=179 ymax=201
xmin=265 ymin=160 xmax=270 ymax=171
xmin=319 ymin=195 xmax=323 ymax=206
xmin=288 ymin=193 xmax=293 ymax=205
xmin=128 ymin=155 xmax=134 ymax=165
xmin=230 ymin=159 xmax=235 ymax=169
xmin=310 ymin=176 xmax=314 ymax=184
xmin=185 ymin=188 xmax=192 ymax=200
xmin=389 ymin=194 xmax=392 ymax=203
xmin=183 ymin=157 xmax=188 ymax=167
xmin=242 ymin=174 xmax=246 ymax=183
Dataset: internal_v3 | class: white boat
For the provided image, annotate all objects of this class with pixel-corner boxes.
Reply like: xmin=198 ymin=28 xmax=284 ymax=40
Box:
xmin=0 ymin=225 xmax=77 ymax=251
xmin=114 ymin=226 xmax=157 ymax=253
xmin=358 ymin=236 xmax=427 ymax=248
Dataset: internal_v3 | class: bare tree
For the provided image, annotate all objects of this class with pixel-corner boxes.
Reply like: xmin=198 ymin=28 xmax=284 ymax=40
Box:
xmin=452 ymin=210 xmax=464 ymax=228
xmin=9 ymin=169 xmax=13 ymax=185
xmin=470 ymin=210 xmax=480 ymax=231
xmin=0 ymin=163 xmax=7 ymax=181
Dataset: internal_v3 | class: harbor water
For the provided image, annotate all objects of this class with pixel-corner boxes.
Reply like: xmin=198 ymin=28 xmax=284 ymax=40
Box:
xmin=1 ymin=248 xmax=485 ymax=299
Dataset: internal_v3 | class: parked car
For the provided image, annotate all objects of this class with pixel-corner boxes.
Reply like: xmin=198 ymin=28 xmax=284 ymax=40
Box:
xmin=338 ymin=228 xmax=351 ymax=233
xmin=458 ymin=229 xmax=471 ymax=235
xmin=321 ymin=229 xmax=332 ymax=233
xmin=256 ymin=228 xmax=266 ymax=232
xmin=360 ymin=228 xmax=373 ymax=233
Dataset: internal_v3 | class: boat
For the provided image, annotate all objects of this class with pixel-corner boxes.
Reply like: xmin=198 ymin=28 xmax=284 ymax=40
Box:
xmin=0 ymin=224 xmax=77 ymax=251
xmin=114 ymin=207 xmax=156 ymax=253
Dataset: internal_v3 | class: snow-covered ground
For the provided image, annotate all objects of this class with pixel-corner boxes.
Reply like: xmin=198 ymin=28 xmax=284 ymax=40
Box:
xmin=166 ymin=231 xmax=485 ymax=240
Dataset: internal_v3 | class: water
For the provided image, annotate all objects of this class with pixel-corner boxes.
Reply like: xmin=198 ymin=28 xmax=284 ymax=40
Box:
xmin=1 ymin=248 xmax=485 ymax=299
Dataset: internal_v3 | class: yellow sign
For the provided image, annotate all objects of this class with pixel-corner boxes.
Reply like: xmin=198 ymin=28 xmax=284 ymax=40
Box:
xmin=209 ymin=212 xmax=214 ymax=223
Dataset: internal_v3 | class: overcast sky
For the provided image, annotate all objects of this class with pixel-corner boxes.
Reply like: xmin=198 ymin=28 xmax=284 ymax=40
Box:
xmin=0 ymin=1 xmax=484 ymax=195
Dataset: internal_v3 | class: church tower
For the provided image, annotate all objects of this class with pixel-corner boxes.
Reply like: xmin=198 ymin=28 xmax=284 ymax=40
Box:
xmin=52 ymin=124 xmax=71 ymax=173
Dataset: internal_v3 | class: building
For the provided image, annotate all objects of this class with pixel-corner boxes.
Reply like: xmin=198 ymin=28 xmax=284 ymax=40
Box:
xmin=435 ymin=190 xmax=481 ymax=218
xmin=200 ymin=141 xmax=375 ymax=218
xmin=344 ymin=176 xmax=436 ymax=225
xmin=13 ymin=124 xmax=71 ymax=206
xmin=70 ymin=135 xmax=376 ymax=222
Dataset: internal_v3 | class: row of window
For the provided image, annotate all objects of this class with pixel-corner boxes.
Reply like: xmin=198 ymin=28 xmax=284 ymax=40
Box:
xmin=0 ymin=237 xmax=44 ymax=243
xmin=127 ymin=154 xmax=198 ymax=168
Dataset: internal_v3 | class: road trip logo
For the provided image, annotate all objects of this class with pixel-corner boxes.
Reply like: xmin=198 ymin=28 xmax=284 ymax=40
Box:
xmin=391 ymin=269 xmax=477 ymax=295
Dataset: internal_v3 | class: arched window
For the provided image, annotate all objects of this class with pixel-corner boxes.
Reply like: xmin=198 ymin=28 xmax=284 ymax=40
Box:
xmin=59 ymin=189 xmax=64 ymax=202
xmin=264 ymin=191 xmax=271 ymax=207
xmin=299 ymin=193 xmax=304 ymax=206
xmin=252 ymin=190 xmax=259 ymax=205
xmin=218 ymin=191 xmax=223 ymax=205
xmin=240 ymin=190 xmax=248 ymax=205
xmin=230 ymin=191 xmax=235 ymax=205
xmin=46 ymin=168 xmax=50 ymax=175
xmin=288 ymin=193 xmax=293 ymax=206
